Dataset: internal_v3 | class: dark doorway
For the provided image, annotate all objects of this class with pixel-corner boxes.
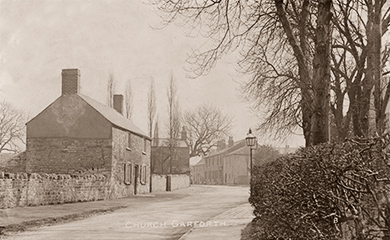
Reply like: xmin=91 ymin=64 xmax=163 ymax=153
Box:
xmin=134 ymin=164 xmax=139 ymax=195
xmin=225 ymin=173 xmax=227 ymax=184
xmin=166 ymin=175 xmax=171 ymax=191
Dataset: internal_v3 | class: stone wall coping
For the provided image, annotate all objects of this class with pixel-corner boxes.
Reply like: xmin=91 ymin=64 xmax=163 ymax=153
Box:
xmin=0 ymin=171 xmax=106 ymax=180
xmin=152 ymin=173 xmax=190 ymax=177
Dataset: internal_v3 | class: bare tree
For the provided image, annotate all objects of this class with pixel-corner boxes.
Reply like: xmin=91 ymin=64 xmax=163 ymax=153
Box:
xmin=151 ymin=116 xmax=159 ymax=174
xmin=370 ymin=0 xmax=390 ymax=135
xmin=147 ymin=79 xmax=156 ymax=138
xmin=167 ymin=74 xmax=181 ymax=173
xmin=182 ymin=104 xmax=232 ymax=157
xmin=155 ymin=0 xmax=390 ymax=145
xmin=332 ymin=0 xmax=390 ymax=138
xmin=155 ymin=0 xmax=332 ymax=146
xmin=167 ymin=74 xmax=181 ymax=140
xmin=125 ymin=79 xmax=133 ymax=120
xmin=151 ymin=114 xmax=179 ymax=174
xmin=107 ymin=72 xmax=116 ymax=107
xmin=0 ymin=101 xmax=26 ymax=153
xmin=153 ymin=115 xmax=159 ymax=143
xmin=311 ymin=0 xmax=332 ymax=145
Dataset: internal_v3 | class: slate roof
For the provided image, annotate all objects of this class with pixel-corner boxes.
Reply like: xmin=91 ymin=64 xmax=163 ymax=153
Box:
xmin=190 ymin=156 xmax=203 ymax=166
xmin=79 ymin=94 xmax=150 ymax=140
xmin=27 ymin=93 xmax=150 ymax=140
xmin=194 ymin=158 xmax=205 ymax=166
xmin=226 ymin=146 xmax=249 ymax=156
xmin=206 ymin=139 xmax=247 ymax=158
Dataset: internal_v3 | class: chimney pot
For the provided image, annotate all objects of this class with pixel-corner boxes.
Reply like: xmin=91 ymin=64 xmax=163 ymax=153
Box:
xmin=62 ymin=69 xmax=80 ymax=95
xmin=113 ymin=94 xmax=124 ymax=115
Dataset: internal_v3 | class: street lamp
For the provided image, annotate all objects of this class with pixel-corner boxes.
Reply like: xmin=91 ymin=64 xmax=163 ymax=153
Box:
xmin=246 ymin=128 xmax=257 ymax=182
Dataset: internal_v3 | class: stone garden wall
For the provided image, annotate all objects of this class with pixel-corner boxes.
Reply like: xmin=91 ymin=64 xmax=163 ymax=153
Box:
xmin=169 ymin=174 xmax=190 ymax=191
xmin=151 ymin=174 xmax=190 ymax=193
xmin=151 ymin=174 xmax=166 ymax=192
xmin=0 ymin=172 xmax=110 ymax=209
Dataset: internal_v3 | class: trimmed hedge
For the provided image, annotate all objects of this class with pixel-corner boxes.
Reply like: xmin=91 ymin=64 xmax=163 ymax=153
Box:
xmin=249 ymin=136 xmax=390 ymax=239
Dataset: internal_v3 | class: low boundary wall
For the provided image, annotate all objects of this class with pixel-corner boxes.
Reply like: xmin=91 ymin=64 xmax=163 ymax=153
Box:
xmin=151 ymin=174 xmax=190 ymax=193
xmin=0 ymin=172 xmax=111 ymax=209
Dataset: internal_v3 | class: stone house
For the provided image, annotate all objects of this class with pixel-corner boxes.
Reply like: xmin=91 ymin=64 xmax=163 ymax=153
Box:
xmin=26 ymin=69 xmax=151 ymax=197
xmin=203 ymin=138 xmax=249 ymax=185
xmin=223 ymin=146 xmax=250 ymax=185
xmin=151 ymin=128 xmax=190 ymax=174
xmin=190 ymin=157 xmax=205 ymax=184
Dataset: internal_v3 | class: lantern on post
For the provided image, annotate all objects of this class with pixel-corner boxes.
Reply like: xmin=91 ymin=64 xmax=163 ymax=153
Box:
xmin=245 ymin=128 xmax=257 ymax=182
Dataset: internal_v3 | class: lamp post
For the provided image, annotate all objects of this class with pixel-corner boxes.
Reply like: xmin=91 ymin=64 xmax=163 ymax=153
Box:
xmin=245 ymin=128 xmax=257 ymax=182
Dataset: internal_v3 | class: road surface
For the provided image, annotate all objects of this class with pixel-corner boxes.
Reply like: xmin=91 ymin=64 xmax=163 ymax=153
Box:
xmin=3 ymin=185 xmax=253 ymax=240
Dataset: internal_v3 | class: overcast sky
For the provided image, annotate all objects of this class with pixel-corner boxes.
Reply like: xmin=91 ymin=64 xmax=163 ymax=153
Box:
xmin=0 ymin=0 xmax=305 ymax=148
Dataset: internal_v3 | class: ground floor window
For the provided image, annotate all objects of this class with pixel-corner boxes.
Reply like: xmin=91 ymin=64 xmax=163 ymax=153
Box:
xmin=124 ymin=163 xmax=132 ymax=185
xmin=140 ymin=164 xmax=147 ymax=185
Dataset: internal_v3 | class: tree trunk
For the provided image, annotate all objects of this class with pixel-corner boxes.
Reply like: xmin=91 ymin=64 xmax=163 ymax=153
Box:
xmin=357 ymin=0 xmax=383 ymax=137
xmin=274 ymin=0 xmax=314 ymax=147
xmin=371 ymin=0 xmax=384 ymax=135
xmin=301 ymin=101 xmax=312 ymax=147
xmin=311 ymin=0 xmax=332 ymax=145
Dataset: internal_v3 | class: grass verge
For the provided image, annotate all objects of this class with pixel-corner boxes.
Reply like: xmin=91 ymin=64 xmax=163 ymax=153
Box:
xmin=0 ymin=205 xmax=127 ymax=238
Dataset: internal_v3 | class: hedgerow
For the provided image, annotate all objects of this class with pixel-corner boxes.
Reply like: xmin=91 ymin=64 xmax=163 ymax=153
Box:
xmin=249 ymin=135 xmax=390 ymax=239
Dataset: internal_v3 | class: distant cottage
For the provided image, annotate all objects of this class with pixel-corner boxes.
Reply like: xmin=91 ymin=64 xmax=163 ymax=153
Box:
xmin=151 ymin=128 xmax=190 ymax=175
xmin=26 ymin=69 xmax=151 ymax=196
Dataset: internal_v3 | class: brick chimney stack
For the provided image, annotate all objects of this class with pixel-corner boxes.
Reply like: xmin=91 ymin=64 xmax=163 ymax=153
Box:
xmin=181 ymin=126 xmax=187 ymax=141
xmin=61 ymin=69 xmax=80 ymax=95
xmin=113 ymin=94 xmax=124 ymax=115
xmin=228 ymin=136 xmax=234 ymax=147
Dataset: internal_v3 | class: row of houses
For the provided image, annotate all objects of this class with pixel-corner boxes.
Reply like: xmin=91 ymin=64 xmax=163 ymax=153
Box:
xmin=190 ymin=139 xmax=297 ymax=185
xmin=191 ymin=138 xmax=251 ymax=185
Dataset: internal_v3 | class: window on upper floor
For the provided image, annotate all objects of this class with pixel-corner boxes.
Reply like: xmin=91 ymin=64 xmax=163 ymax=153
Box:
xmin=142 ymin=138 xmax=147 ymax=155
xmin=127 ymin=132 xmax=132 ymax=151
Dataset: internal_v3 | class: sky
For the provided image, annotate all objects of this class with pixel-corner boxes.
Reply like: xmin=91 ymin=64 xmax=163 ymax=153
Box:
xmin=0 ymin=0 xmax=305 ymax=148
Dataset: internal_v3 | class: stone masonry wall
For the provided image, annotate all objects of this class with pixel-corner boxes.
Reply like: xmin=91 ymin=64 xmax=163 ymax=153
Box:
xmin=151 ymin=174 xmax=190 ymax=193
xmin=111 ymin=127 xmax=150 ymax=197
xmin=151 ymin=174 xmax=167 ymax=192
xmin=169 ymin=174 xmax=190 ymax=191
xmin=0 ymin=172 xmax=112 ymax=209
xmin=26 ymin=138 xmax=112 ymax=175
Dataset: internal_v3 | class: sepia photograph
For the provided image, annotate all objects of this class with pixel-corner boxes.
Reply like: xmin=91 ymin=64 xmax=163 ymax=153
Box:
xmin=1 ymin=0 xmax=390 ymax=239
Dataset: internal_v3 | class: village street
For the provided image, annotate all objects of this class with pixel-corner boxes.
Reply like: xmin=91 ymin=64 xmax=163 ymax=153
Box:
xmin=2 ymin=185 xmax=253 ymax=240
